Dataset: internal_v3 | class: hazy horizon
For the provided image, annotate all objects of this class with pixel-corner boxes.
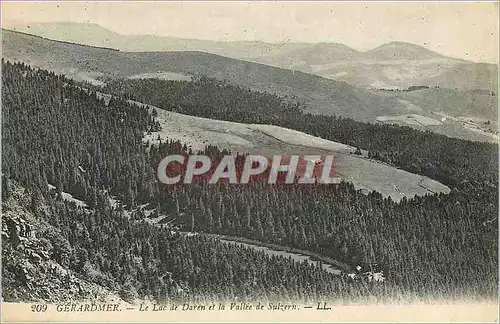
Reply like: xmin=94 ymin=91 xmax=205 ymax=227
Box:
xmin=2 ymin=1 xmax=498 ymax=64
xmin=1 ymin=20 xmax=478 ymax=53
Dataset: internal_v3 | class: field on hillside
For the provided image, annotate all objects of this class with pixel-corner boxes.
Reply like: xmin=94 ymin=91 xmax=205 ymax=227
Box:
xmin=383 ymin=87 xmax=498 ymax=121
xmin=139 ymin=101 xmax=450 ymax=201
xmin=375 ymin=112 xmax=499 ymax=143
xmin=376 ymin=114 xmax=443 ymax=127
xmin=128 ymin=71 xmax=193 ymax=81
xmin=371 ymin=88 xmax=498 ymax=143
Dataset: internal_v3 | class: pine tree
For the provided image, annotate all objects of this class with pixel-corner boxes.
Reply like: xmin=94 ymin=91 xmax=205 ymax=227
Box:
xmin=263 ymin=211 xmax=276 ymax=242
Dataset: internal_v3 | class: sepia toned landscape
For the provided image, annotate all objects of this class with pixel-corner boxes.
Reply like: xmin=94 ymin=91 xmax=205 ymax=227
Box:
xmin=1 ymin=2 xmax=498 ymax=322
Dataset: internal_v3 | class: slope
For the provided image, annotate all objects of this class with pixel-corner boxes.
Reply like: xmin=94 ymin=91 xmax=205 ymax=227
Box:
xmin=2 ymin=183 xmax=124 ymax=303
xmin=257 ymin=42 xmax=498 ymax=92
xmin=5 ymin=23 xmax=497 ymax=92
xmin=3 ymin=22 xmax=311 ymax=60
xmin=2 ymin=57 xmax=497 ymax=303
xmin=363 ymin=41 xmax=445 ymax=60
xmin=2 ymin=29 xmax=497 ymax=142
xmin=255 ymin=43 xmax=362 ymax=69
xmin=2 ymin=61 xmax=357 ymax=303
xmin=129 ymin=97 xmax=451 ymax=202
xmin=1 ymin=28 xmax=406 ymax=121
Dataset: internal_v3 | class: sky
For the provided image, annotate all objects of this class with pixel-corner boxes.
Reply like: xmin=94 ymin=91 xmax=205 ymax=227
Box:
xmin=2 ymin=1 xmax=499 ymax=63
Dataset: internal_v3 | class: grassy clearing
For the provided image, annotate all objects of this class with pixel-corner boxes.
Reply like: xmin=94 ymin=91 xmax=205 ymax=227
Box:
xmin=143 ymin=103 xmax=450 ymax=201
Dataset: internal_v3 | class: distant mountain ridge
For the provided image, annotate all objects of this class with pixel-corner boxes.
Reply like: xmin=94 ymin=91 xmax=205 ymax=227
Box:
xmin=4 ymin=21 xmax=456 ymax=61
xmin=4 ymin=22 xmax=497 ymax=92
xmin=3 ymin=22 xmax=310 ymax=59
xmin=1 ymin=28 xmax=405 ymax=121
xmin=2 ymin=28 xmax=497 ymax=143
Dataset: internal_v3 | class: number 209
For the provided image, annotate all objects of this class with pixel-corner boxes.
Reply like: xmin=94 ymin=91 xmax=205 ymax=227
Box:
xmin=31 ymin=304 xmax=48 ymax=312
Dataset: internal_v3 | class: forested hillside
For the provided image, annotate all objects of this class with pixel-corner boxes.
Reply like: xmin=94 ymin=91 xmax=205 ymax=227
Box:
xmin=147 ymin=142 xmax=497 ymax=300
xmin=104 ymin=77 xmax=498 ymax=188
xmin=2 ymin=60 xmax=161 ymax=208
xmin=2 ymin=60 xmax=357 ymax=303
xmin=2 ymin=61 xmax=498 ymax=303
xmin=104 ymin=76 xmax=498 ymax=299
xmin=4 ymin=179 xmax=350 ymax=303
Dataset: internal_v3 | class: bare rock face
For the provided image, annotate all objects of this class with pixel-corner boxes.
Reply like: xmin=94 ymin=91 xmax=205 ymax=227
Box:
xmin=3 ymin=214 xmax=34 ymax=248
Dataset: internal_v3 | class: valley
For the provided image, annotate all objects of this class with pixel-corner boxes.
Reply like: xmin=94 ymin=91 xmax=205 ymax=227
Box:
xmin=1 ymin=17 xmax=498 ymax=308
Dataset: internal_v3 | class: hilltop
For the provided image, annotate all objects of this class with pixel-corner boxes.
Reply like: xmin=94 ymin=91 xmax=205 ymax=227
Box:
xmin=2 ymin=28 xmax=497 ymax=143
xmin=363 ymin=41 xmax=445 ymax=60
xmin=4 ymin=22 xmax=497 ymax=91
xmin=1 ymin=29 xmax=405 ymax=122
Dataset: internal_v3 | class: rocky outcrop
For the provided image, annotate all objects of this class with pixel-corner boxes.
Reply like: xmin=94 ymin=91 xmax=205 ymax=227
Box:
xmin=2 ymin=185 xmax=122 ymax=303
